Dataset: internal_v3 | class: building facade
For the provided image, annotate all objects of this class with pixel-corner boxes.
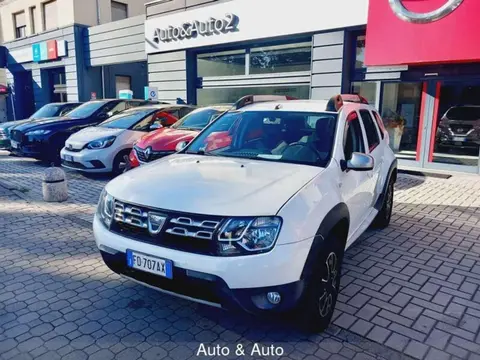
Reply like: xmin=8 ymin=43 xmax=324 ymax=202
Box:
xmin=1 ymin=0 xmax=479 ymax=174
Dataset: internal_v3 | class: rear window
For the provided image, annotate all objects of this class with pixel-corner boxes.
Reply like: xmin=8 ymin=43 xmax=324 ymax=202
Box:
xmin=445 ymin=106 xmax=480 ymax=121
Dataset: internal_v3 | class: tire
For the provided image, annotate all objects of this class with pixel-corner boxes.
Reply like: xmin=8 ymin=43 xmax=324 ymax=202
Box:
xmin=112 ymin=150 xmax=131 ymax=176
xmin=372 ymin=178 xmax=394 ymax=229
xmin=297 ymin=233 xmax=345 ymax=333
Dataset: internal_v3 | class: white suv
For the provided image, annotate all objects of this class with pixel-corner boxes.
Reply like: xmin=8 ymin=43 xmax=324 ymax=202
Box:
xmin=94 ymin=94 xmax=397 ymax=332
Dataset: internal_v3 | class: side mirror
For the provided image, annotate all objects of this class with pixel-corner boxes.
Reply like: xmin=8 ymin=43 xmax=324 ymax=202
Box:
xmin=175 ymin=140 xmax=189 ymax=152
xmin=344 ymin=153 xmax=374 ymax=171
xmin=150 ymin=123 xmax=162 ymax=130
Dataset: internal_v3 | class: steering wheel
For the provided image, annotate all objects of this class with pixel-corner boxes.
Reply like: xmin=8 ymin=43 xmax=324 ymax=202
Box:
xmin=282 ymin=142 xmax=323 ymax=160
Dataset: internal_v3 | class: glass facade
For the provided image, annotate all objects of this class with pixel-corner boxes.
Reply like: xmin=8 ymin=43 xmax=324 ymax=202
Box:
xmin=196 ymin=40 xmax=312 ymax=106
xmin=351 ymin=81 xmax=378 ymax=106
xmin=249 ymin=42 xmax=312 ymax=74
xmin=197 ymin=85 xmax=310 ymax=106
xmin=431 ymin=82 xmax=480 ymax=167
xmin=381 ymin=83 xmax=423 ymax=160
xmin=197 ymin=50 xmax=246 ymax=77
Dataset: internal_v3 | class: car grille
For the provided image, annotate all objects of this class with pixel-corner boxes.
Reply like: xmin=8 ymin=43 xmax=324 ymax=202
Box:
xmin=134 ymin=146 xmax=174 ymax=163
xmin=64 ymin=144 xmax=83 ymax=152
xmin=450 ymin=124 xmax=473 ymax=134
xmin=10 ymin=130 xmax=24 ymax=142
xmin=110 ymin=200 xmax=224 ymax=255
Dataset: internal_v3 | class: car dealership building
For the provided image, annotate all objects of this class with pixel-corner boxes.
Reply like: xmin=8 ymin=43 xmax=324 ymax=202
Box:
xmin=3 ymin=0 xmax=480 ymax=174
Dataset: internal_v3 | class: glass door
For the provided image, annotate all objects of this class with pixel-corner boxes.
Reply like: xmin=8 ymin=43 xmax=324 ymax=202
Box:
xmin=424 ymin=80 xmax=480 ymax=173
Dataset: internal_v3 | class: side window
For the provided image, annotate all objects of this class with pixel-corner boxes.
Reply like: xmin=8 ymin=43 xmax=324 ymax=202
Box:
xmin=343 ymin=112 xmax=365 ymax=160
xmin=372 ymin=111 xmax=385 ymax=139
xmin=179 ymin=107 xmax=194 ymax=118
xmin=106 ymin=102 xmax=126 ymax=116
xmin=359 ymin=109 xmax=380 ymax=151
xmin=132 ymin=115 xmax=154 ymax=131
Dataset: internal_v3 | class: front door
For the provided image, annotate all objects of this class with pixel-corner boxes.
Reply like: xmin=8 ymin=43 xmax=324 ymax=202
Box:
xmin=340 ymin=111 xmax=374 ymax=239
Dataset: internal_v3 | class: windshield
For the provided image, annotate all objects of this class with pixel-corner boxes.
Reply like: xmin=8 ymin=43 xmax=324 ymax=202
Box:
xmin=67 ymin=102 xmax=106 ymax=118
xmin=172 ymin=108 xmax=226 ymax=130
xmin=446 ymin=106 xmax=480 ymax=121
xmin=30 ymin=104 xmax=64 ymax=119
xmin=99 ymin=109 xmax=153 ymax=129
xmin=186 ymin=110 xmax=338 ymax=167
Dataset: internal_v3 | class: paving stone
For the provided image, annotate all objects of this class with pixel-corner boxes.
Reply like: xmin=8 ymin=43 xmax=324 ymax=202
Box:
xmin=366 ymin=326 xmax=391 ymax=344
xmin=404 ymin=340 xmax=429 ymax=360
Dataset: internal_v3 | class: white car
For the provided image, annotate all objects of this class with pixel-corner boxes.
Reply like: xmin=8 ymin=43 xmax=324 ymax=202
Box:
xmin=60 ymin=105 xmax=195 ymax=174
xmin=93 ymin=94 xmax=397 ymax=332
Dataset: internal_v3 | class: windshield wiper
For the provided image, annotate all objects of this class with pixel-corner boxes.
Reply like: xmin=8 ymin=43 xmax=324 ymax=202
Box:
xmin=186 ymin=149 xmax=219 ymax=156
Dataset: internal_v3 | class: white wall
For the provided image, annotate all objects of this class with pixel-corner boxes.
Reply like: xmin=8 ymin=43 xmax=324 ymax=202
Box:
xmin=74 ymin=0 xmax=149 ymax=27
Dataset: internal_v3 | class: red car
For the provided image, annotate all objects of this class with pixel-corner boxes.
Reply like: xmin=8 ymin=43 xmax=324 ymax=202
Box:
xmin=127 ymin=105 xmax=231 ymax=169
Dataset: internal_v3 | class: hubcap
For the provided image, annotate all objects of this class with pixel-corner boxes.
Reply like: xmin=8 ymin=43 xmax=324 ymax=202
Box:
xmin=318 ymin=252 xmax=338 ymax=318
xmin=118 ymin=155 xmax=129 ymax=171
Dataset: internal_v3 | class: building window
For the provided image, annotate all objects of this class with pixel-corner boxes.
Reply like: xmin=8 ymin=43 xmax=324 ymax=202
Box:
xmin=249 ymin=42 xmax=312 ymax=74
xmin=13 ymin=11 xmax=26 ymax=39
xmin=115 ymin=75 xmax=131 ymax=97
xmin=112 ymin=1 xmax=128 ymax=21
xmin=351 ymin=81 xmax=378 ymax=106
xmin=355 ymin=35 xmax=366 ymax=69
xmin=30 ymin=6 xmax=37 ymax=34
xmin=197 ymin=50 xmax=246 ymax=77
xmin=43 ymin=0 xmax=58 ymax=31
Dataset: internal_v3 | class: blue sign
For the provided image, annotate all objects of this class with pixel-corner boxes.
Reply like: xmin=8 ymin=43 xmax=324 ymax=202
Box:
xmin=39 ymin=43 xmax=48 ymax=61
xmin=144 ymin=86 xmax=158 ymax=101
xmin=119 ymin=90 xmax=133 ymax=100
xmin=32 ymin=44 xmax=41 ymax=62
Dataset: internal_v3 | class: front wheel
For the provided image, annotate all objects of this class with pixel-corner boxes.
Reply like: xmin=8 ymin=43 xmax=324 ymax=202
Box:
xmin=112 ymin=150 xmax=131 ymax=176
xmin=372 ymin=178 xmax=394 ymax=229
xmin=297 ymin=235 xmax=344 ymax=333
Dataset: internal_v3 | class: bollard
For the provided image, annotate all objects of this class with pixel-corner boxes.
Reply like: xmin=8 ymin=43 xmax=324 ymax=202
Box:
xmin=42 ymin=167 xmax=68 ymax=202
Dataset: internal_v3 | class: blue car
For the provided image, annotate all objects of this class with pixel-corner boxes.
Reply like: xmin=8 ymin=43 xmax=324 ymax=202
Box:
xmin=10 ymin=99 xmax=159 ymax=164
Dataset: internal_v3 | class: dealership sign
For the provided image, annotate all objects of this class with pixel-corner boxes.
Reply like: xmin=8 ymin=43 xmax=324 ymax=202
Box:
xmin=365 ymin=0 xmax=480 ymax=65
xmin=8 ymin=40 xmax=67 ymax=64
xmin=152 ymin=14 xmax=238 ymax=43
xmin=145 ymin=0 xmax=368 ymax=54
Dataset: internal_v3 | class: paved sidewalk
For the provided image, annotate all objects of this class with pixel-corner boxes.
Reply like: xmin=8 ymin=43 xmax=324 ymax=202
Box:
xmin=0 ymin=151 xmax=480 ymax=359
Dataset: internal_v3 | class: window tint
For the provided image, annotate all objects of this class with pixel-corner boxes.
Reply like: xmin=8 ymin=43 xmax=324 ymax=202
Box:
xmin=372 ymin=111 xmax=385 ymax=139
xmin=344 ymin=112 xmax=365 ymax=160
xmin=445 ymin=106 xmax=480 ymax=121
xmin=359 ymin=109 xmax=380 ymax=151
xmin=104 ymin=102 xmax=126 ymax=116
xmin=179 ymin=107 xmax=195 ymax=118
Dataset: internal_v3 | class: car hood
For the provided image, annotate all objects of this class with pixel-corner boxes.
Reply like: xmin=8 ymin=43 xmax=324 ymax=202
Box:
xmin=136 ymin=127 xmax=199 ymax=151
xmin=106 ymin=154 xmax=323 ymax=216
xmin=0 ymin=119 xmax=30 ymax=130
xmin=12 ymin=116 xmax=85 ymax=132
xmin=66 ymin=127 xmax=125 ymax=146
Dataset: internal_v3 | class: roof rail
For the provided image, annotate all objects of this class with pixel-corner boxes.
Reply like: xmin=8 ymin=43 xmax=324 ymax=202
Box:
xmin=234 ymin=95 xmax=297 ymax=110
xmin=325 ymin=94 xmax=369 ymax=112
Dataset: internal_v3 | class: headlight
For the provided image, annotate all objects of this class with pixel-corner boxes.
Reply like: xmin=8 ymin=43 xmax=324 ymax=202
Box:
xmin=97 ymin=189 xmax=114 ymax=228
xmin=87 ymin=136 xmax=116 ymax=149
xmin=25 ymin=129 xmax=51 ymax=136
xmin=217 ymin=217 xmax=282 ymax=256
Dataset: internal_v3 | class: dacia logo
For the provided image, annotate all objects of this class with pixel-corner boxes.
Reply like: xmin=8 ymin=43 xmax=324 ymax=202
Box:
xmin=389 ymin=0 xmax=463 ymax=24
xmin=148 ymin=213 xmax=166 ymax=235
xmin=145 ymin=146 xmax=152 ymax=160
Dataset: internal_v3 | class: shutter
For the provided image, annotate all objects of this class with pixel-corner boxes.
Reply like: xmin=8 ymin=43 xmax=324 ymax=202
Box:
xmin=43 ymin=1 xmax=58 ymax=30
xmin=115 ymin=76 xmax=131 ymax=96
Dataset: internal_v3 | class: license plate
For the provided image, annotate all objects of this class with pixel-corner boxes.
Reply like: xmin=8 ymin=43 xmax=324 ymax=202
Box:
xmin=453 ymin=136 xmax=465 ymax=142
xmin=63 ymin=154 xmax=73 ymax=162
xmin=11 ymin=140 xmax=18 ymax=149
xmin=126 ymin=250 xmax=173 ymax=279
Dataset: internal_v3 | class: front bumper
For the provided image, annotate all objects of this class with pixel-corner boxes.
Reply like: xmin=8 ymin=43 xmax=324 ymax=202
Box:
xmin=60 ymin=147 xmax=115 ymax=173
xmin=93 ymin=215 xmax=311 ymax=313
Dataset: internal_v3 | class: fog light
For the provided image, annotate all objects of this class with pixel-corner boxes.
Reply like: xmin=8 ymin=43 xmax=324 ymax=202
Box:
xmin=267 ymin=292 xmax=281 ymax=305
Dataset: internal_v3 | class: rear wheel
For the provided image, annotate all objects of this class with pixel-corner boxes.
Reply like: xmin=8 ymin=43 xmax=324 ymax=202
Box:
xmin=297 ymin=233 xmax=344 ymax=333
xmin=112 ymin=150 xmax=131 ymax=176
xmin=372 ymin=178 xmax=394 ymax=229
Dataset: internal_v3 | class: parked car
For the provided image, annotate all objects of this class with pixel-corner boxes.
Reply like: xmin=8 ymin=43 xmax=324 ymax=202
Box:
xmin=93 ymin=94 xmax=397 ymax=332
xmin=0 ymin=102 xmax=81 ymax=149
xmin=9 ymin=99 xmax=156 ymax=163
xmin=60 ymin=104 xmax=196 ymax=174
xmin=127 ymin=105 xmax=231 ymax=169
xmin=436 ymin=105 xmax=480 ymax=151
